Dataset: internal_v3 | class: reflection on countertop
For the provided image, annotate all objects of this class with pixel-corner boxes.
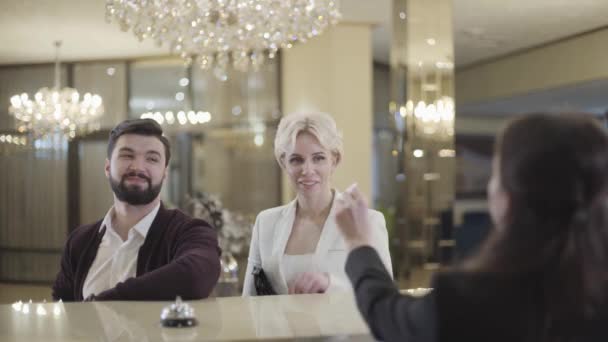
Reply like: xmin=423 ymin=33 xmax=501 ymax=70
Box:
xmin=1 ymin=293 xmax=373 ymax=341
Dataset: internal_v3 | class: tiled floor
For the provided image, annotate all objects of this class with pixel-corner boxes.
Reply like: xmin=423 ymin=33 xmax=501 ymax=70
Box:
xmin=0 ymin=283 xmax=53 ymax=304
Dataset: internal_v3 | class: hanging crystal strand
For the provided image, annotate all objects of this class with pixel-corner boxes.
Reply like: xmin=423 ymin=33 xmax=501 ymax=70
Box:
xmin=54 ymin=41 xmax=61 ymax=90
xmin=52 ymin=41 xmax=62 ymax=148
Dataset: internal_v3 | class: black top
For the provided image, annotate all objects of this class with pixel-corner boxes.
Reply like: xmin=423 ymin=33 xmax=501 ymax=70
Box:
xmin=52 ymin=203 xmax=221 ymax=301
xmin=345 ymin=246 xmax=608 ymax=342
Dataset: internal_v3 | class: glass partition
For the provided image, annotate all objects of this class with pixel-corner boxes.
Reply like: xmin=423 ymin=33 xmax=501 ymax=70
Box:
xmin=128 ymin=58 xmax=282 ymax=215
xmin=0 ymin=57 xmax=281 ymax=283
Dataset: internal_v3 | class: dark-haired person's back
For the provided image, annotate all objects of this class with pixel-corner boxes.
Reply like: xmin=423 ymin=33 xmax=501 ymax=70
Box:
xmin=436 ymin=271 xmax=608 ymax=342
xmin=337 ymin=113 xmax=608 ymax=342
xmin=347 ymin=247 xmax=608 ymax=342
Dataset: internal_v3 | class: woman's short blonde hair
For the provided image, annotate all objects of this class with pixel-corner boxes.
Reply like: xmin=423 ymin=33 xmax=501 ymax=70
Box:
xmin=274 ymin=112 xmax=343 ymax=168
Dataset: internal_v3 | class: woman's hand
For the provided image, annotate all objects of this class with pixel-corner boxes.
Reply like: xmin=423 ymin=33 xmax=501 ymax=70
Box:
xmin=288 ymin=272 xmax=330 ymax=294
xmin=335 ymin=184 xmax=374 ymax=251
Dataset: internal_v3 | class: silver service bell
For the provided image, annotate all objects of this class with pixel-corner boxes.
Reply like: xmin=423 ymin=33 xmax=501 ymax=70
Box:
xmin=160 ymin=296 xmax=198 ymax=328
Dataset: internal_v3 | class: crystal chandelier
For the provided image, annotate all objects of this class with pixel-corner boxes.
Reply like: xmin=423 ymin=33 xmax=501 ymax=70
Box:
xmin=8 ymin=42 xmax=104 ymax=141
xmin=105 ymin=0 xmax=341 ymax=77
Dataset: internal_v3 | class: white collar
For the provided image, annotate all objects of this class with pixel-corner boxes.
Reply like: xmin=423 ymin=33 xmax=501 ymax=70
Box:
xmin=98 ymin=202 xmax=161 ymax=239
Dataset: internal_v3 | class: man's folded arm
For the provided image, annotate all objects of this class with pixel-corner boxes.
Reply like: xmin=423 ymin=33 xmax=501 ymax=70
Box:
xmin=95 ymin=224 xmax=221 ymax=301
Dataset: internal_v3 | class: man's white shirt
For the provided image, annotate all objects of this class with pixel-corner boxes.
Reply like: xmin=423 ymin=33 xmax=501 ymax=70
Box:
xmin=82 ymin=203 xmax=160 ymax=299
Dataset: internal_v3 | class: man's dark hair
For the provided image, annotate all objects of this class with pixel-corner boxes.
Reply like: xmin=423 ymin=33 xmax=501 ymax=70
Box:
xmin=107 ymin=119 xmax=171 ymax=166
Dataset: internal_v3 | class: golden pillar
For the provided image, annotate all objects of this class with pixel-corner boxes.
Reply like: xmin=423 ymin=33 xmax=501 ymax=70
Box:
xmin=390 ymin=0 xmax=455 ymax=286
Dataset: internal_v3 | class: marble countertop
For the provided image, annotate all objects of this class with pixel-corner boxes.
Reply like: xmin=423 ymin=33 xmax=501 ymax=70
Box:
xmin=0 ymin=293 xmax=373 ymax=341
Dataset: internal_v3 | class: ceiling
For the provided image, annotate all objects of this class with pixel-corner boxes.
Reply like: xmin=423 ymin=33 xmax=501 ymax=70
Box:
xmin=452 ymin=0 xmax=608 ymax=67
xmin=0 ymin=0 xmax=607 ymax=67
xmin=1 ymin=0 xmax=607 ymax=116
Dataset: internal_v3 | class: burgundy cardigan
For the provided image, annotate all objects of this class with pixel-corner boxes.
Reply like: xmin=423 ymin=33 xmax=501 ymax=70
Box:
xmin=52 ymin=203 xmax=221 ymax=301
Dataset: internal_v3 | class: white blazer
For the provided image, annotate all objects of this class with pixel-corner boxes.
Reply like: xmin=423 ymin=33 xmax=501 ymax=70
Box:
xmin=242 ymin=192 xmax=393 ymax=295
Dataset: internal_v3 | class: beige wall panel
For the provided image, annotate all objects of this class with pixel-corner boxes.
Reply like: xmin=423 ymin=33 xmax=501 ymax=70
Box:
xmin=457 ymin=28 xmax=608 ymax=104
xmin=282 ymin=23 xmax=373 ymax=203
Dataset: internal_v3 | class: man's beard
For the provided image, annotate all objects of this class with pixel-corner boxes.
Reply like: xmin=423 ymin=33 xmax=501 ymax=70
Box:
xmin=109 ymin=171 xmax=163 ymax=205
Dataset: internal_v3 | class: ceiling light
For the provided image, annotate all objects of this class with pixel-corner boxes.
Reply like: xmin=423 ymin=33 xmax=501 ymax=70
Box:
xmin=254 ymin=134 xmax=264 ymax=147
xmin=438 ymin=149 xmax=456 ymax=158
xmin=8 ymin=41 xmax=104 ymax=143
xmin=435 ymin=61 xmax=454 ymax=69
xmin=105 ymin=0 xmax=341 ymax=77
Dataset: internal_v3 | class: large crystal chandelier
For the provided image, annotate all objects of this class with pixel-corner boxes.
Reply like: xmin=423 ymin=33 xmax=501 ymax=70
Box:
xmin=8 ymin=42 xmax=104 ymax=141
xmin=105 ymin=0 xmax=341 ymax=77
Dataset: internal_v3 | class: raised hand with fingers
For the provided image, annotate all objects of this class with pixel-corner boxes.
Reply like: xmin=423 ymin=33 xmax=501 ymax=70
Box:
xmin=335 ymin=183 xmax=374 ymax=251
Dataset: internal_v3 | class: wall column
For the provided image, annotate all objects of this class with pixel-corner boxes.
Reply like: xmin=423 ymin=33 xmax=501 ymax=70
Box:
xmin=281 ymin=23 xmax=374 ymax=203
xmin=391 ymin=0 xmax=456 ymax=285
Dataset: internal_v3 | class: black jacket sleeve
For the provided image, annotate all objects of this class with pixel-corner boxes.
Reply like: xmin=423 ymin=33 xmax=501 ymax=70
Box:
xmin=345 ymin=246 xmax=437 ymax=342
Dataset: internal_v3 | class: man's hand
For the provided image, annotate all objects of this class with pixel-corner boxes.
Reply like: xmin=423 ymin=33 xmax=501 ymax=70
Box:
xmin=335 ymin=184 xmax=374 ymax=251
xmin=288 ymin=272 xmax=330 ymax=294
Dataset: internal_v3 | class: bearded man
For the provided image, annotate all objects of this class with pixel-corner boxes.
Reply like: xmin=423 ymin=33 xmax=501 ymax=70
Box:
xmin=53 ymin=119 xmax=220 ymax=301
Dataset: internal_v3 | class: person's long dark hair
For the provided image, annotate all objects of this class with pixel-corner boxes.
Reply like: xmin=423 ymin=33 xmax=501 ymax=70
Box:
xmin=466 ymin=113 xmax=608 ymax=337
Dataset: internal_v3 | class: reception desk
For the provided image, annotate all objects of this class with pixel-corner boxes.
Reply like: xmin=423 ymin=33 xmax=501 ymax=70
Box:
xmin=0 ymin=293 xmax=374 ymax=341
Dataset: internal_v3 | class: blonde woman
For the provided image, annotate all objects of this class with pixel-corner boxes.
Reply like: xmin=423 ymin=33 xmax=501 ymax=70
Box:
xmin=243 ymin=112 xmax=392 ymax=295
